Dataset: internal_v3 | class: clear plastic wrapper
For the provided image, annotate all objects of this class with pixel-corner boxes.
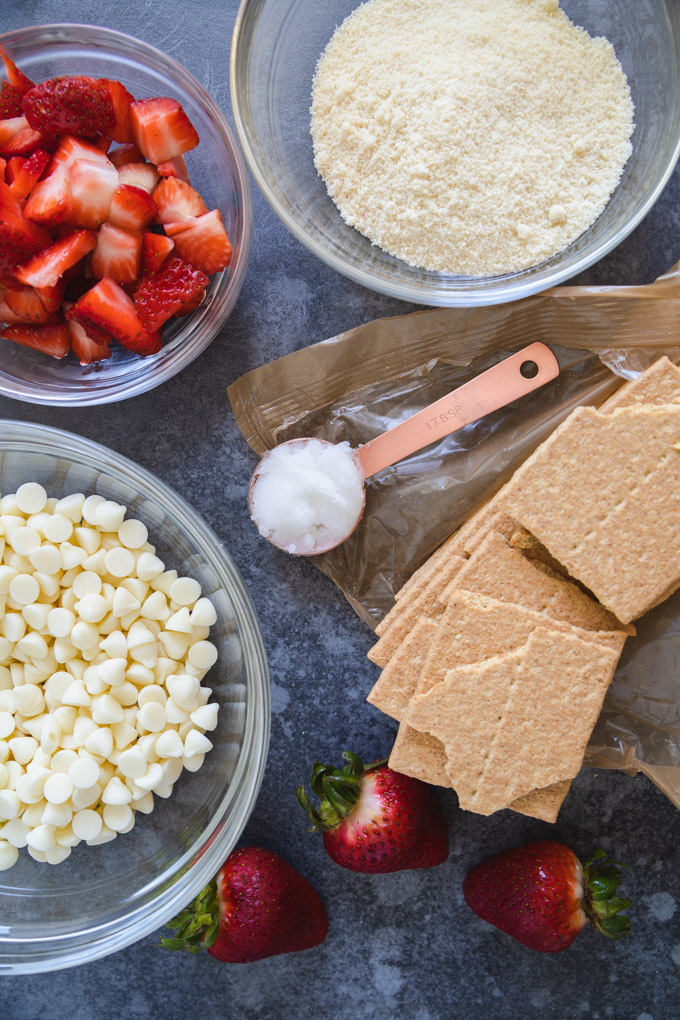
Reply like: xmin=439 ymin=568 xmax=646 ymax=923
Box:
xmin=229 ymin=262 xmax=680 ymax=805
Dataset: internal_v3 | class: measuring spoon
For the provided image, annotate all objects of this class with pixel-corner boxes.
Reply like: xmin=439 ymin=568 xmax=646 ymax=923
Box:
xmin=249 ymin=341 xmax=559 ymax=555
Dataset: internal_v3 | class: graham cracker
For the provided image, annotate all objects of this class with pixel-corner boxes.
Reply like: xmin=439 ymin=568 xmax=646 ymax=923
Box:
xmin=367 ymin=554 xmax=466 ymax=667
xmin=376 ymin=537 xmax=464 ymax=637
xmin=599 ymin=356 xmax=680 ymax=413
xmin=367 ymin=616 xmax=438 ymax=720
xmin=384 ymin=589 xmax=616 ymax=821
xmin=404 ymin=627 xmax=619 ymax=815
xmin=439 ymin=530 xmax=633 ymax=638
xmin=502 ymin=404 xmax=680 ymax=624
xmin=388 ymin=723 xmax=571 ymax=822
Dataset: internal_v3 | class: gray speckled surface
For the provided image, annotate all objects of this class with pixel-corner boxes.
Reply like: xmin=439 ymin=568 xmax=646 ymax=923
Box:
xmin=3 ymin=1 xmax=680 ymax=1017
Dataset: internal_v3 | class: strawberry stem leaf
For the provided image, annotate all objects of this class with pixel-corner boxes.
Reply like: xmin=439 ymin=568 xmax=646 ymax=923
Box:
xmin=582 ymin=850 xmax=632 ymax=940
xmin=157 ymin=878 xmax=221 ymax=953
xmin=298 ymin=752 xmax=388 ymax=833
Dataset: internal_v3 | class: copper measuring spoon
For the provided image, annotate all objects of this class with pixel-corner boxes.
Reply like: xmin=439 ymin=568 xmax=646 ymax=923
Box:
xmin=249 ymin=342 xmax=560 ymax=555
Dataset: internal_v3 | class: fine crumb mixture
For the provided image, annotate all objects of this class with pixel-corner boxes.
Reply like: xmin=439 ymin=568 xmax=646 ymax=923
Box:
xmin=311 ymin=0 xmax=635 ymax=277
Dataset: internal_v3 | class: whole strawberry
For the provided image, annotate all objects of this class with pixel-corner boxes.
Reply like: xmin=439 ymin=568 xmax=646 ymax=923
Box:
xmin=463 ymin=840 xmax=632 ymax=953
xmin=297 ymin=751 xmax=449 ymax=873
xmin=160 ymin=846 xmax=328 ymax=963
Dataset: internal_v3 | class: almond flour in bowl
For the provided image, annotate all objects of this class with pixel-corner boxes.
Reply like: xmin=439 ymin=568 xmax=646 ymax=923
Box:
xmin=310 ymin=0 xmax=635 ymax=277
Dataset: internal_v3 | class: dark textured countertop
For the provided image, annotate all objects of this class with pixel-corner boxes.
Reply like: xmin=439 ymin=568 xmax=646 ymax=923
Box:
xmin=3 ymin=2 xmax=680 ymax=1018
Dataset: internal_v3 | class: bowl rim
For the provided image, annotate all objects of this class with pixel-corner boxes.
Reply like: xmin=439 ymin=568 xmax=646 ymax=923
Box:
xmin=0 ymin=421 xmax=270 ymax=974
xmin=0 ymin=24 xmax=253 ymax=406
xmin=230 ymin=0 xmax=680 ymax=307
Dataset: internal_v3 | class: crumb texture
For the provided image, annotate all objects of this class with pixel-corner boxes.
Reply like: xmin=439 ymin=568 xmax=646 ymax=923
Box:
xmin=311 ymin=0 xmax=634 ymax=275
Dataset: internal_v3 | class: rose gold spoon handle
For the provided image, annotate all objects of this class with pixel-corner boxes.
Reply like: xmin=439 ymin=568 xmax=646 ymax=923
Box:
xmin=355 ymin=342 xmax=559 ymax=479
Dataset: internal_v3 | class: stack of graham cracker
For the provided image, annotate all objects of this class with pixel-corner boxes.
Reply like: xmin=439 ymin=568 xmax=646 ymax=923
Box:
xmin=367 ymin=356 xmax=680 ymax=823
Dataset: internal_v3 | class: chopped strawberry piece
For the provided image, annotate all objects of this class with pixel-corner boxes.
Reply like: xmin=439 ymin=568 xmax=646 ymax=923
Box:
xmin=133 ymin=255 xmax=208 ymax=331
xmin=48 ymin=134 xmax=112 ymax=172
xmin=67 ymin=318 xmax=112 ymax=365
xmin=153 ymin=176 xmax=206 ymax=224
xmin=108 ymin=185 xmax=157 ymax=232
xmin=117 ymin=161 xmax=160 ymax=195
xmin=0 ymin=116 xmax=43 ymax=156
xmin=0 ymin=48 xmax=34 ymax=97
xmin=23 ymin=164 xmax=73 ymax=226
xmin=141 ymin=232 xmax=174 ymax=275
xmin=22 ymin=76 xmax=115 ymax=138
xmin=4 ymin=155 xmax=23 ymax=184
xmin=129 ymin=97 xmax=199 ymax=164
xmin=0 ymin=288 xmax=25 ymax=323
xmin=1 ymin=322 xmax=70 ymax=358
xmin=101 ymin=79 xmax=134 ymax=144
xmin=0 ymin=80 xmax=23 ymax=120
xmin=176 ymin=287 xmax=206 ymax=315
xmin=4 ymin=285 xmax=58 ymax=323
xmin=108 ymin=142 xmax=143 ymax=168
xmin=69 ymin=157 xmax=119 ymax=229
xmin=35 ymin=278 xmax=66 ymax=315
xmin=68 ymin=277 xmax=160 ymax=355
xmin=165 ymin=210 xmax=232 ymax=275
xmin=8 ymin=148 xmax=50 ymax=200
xmin=94 ymin=135 xmax=112 ymax=153
xmin=156 ymin=155 xmax=190 ymax=184
xmin=15 ymin=229 xmax=97 ymax=289
xmin=0 ymin=156 xmax=5 ymax=182
xmin=0 ymin=185 xmax=51 ymax=286
xmin=91 ymin=223 xmax=142 ymax=284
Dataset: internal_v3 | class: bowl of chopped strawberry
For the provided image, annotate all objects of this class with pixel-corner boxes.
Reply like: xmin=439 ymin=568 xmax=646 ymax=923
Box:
xmin=0 ymin=24 xmax=252 ymax=405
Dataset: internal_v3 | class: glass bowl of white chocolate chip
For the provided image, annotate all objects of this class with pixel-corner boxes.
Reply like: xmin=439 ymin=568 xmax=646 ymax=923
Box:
xmin=0 ymin=422 xmax=269 ymax=973
xmin=232 ymin=0 xmax=680 ymax=306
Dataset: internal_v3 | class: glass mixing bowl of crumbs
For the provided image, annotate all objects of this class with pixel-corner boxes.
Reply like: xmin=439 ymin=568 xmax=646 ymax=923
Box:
xmin=0 ymin=422 xmax=269 ymax=974
xmin=231 ymin=0 xmax=680 ymax=306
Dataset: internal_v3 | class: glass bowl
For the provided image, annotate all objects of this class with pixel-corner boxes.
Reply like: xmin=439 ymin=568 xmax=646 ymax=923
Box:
xmin=0 ymin=24 xmax=252 ymax=405
xmin=231 ymin=0 xmax=680 ymax=307
xmin=0 ymin=422 xmax=269 ymax=974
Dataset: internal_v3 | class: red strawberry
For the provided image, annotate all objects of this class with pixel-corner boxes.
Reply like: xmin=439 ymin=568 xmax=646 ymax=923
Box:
xmin=160 ymin=846 xmax=328 ymax=963
xmin=0 ymin=81 xmax=23 ymax=120
xmin=156 ymin=154 xmax=190 ymax=183
xmin=101 ymin=79 xmax=134 ymax=143
xmin=0 ymin=116 xmax=43 ymax=157
xmin=68 ymin=277 xmax=160 ymax=356
xmin=117 ymin=161 xmax=160 ymax=195
xmin=0 ymin=288 xmax=24 ymax=323
xmin=165 ymin=210 xmax=232 ymax=275
xmin=108 ymin=185 xmax=157 ymax=232
xmin=8 ymin=148 xmax=50 ymax=200
xmin=133 ymin=255 xmax=208 ymax=331
xmin=0 ymin=47 xmax=34 ymax=97
xmin=22 ymin=164 xmax=73 ymax=226
xmin=0 ymin=156 xmax=5 ymax=182
xmin=4 ymin=285 xmax=58 ymax=323
xmin=66 ymin=318 xmax=111 ymax=365
xmin=129 ymin=97 xmax=199 ymax=165
xmin=153 ymin=176 xmax=206 ymax=223
xmin=34 ymin=278 xmax=66 ymax=315
xmin=463 ymin=841 xmax=632 ymax=953
xmin=1 ymin=322 xmax=70 ymax=358
xmin=0 ymin=185 xmax=51 ymax=285
xmin=48 ymin=133 xmax=111 ymax=172
xmin=69 ymin=157 xmax=119 ymax=229
xmin=176 ymin=286 xmax=206 ymax=315
xmin=141 ymin=231 xmax=174 ymax=275
xmin=22 ymin=76 xmax=115 ymax=138
xmin=298 ymin=751 xmax=449 ymax=873
xmin=108 ymin=142 xmax=144 ymax=168
xmin=91 ymin=223 xmax=142 ymax=284
xmin=15 ymin=230 xmax=97 ymax=289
